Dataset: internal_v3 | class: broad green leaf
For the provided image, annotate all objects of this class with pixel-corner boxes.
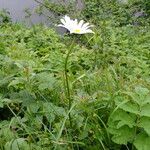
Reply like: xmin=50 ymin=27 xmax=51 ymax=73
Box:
xmin=17 ymin=90 xmax=36 ymax=106
xmin=0 ymin=128 xmax=14 ymax=141
xmin=37 ymin=72 xmax=57 ymax=91
xmin=140 ymin=104 xmax=150 ymax=117
xmin=135 ymin=86 xmax=149 ymax=96
xmin=8 ymin=77 xmax=25 ymax=87
xmin=115 ymin=99 xmax=139 ymax=115
xmin=138 ymin=117 xmax=150 ymax=136
xmin=27 ymin=102 xmax=40 ymax=113
xmin=38 ymin=82 xmax=55 ymax=91
xmin=0 ymin=95 xmax=11 ymax=107
xmin=111 ymin=125 xmax=134 ymax=145
xmin=110 ymin=109 xmax=136 ymax=128
xmin=43 ymin=102 xmax=66 ymax=123
xmin=134 ymin=133 xmax=150 ymax=150
xmin=5 ymin=138 xmax=30 ymax=150
xmin=0 ymin=75 xmax=14 ymax=86
xmin=117 ymin=87 xmax=150 ymax=107
xmin=43 ymin=103 xmax=55 ymax=123
xmin=134 ymin=87 xmax=150 ymax=105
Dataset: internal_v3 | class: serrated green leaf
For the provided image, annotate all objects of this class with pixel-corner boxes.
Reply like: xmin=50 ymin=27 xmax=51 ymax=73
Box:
xmin=140 ymin=104 xmax=150 ymax=117
xmin=118 ymin=87 xmax=150 ymax=107
xmin=116 ymin=100 xmax=139 ymax=114
xmin=0 ymin=75 xmax=14 ymax=86
xmin=109 ymin=109 xmax=136 ymax=128
xmin=0 ymin=96 xmax=12 ymax=107
xmin=111 ymin=125 xmax=134 ymax=145
xmin=17 ymin=90 xmax=36 ymax=105
xmin=38 ymin=82 xmax=55 ymax=90
xmin=5 ymin=138 xmax=30 ymax=150
xmin=134 ymin=87 xmax=150 ymax=106
xmin=37 ymin=72 xmax=57 ymax=91
xmin=0 ymin=128 xmax=14 ymax=143
xmin=43 ymin=103 xmax=56 ymax=123
xmin=27 ymin=102 xmax=40 ymax=113
xmin=135 ymin=87 xmax=149 ymax=96
xmin=8 ymin=77 xmax=25 ymax=87
xmin=43 ymin=102 xmax=66 ymax=123
xmin=134 ymin=132 xmax=150 ymax=150
xmin=138 ymin=117 xmax=150 ymax=136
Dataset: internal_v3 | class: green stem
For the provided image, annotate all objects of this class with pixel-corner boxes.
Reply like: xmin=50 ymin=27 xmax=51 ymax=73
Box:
xmin=54 ymin=103 xmax=77 ymax=150
xmin=64 ymin=39 xmax=75 ymax=128
xmin=132 ymin=106 xmax=141 ymax=150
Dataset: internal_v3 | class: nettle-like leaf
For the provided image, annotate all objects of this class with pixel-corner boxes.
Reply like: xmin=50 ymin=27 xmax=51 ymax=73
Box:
xmin=0 ymin=95 xmax=12 ymax=107
xmin=108 ymin=86 xmax=150 ymax=147
xmin=8 ymin=90 xmax=36 ymax=106
xmin=43 ymin=102 xmax=66 ymax=123
xmin=115 ymin=97 xmax=139 ymax=115
xmin=110 ymin=125 xmax=135 ymax=145
xmin=27 ymin=102 xmax=40 ymax=113
xmin=135 ymin=87 xmax=149 ymax=96
xmin=8 ymin=77 xmax=25 ymax=87
xmin=134 ymin=87 xmax=150 ymax=106
xmin=108 ymin=109 xmax=136 ymax=144
xmin=5 ymin=138 xmax=30 ymax=150
xmin=36 ymin=72 xmax=57 ymax=91
xmin=138 ymin=117 xmax=150 ymax=136
xmin=134 ymin=132 xmax=150 ymax=150
xmin=140 ymin=104 xmax=150 ymax=117
xmin=123 ymin=87 xmax=150 ymax=106
xmin=0 ymin=123 xmax=14 ymax=141
xmin=109 ymin=109 xmax=136 ymax=128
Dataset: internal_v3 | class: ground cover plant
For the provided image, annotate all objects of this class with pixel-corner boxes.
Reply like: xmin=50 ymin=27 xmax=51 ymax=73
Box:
xmin=0 ymin=0 xmax=150 ymax=150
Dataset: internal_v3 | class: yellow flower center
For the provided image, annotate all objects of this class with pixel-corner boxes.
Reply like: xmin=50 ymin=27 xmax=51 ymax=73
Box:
xmin=74 ymin=29 xmax=81 ymax=33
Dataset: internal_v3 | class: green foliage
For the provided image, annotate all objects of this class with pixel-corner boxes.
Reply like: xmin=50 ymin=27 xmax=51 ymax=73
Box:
xmin=83 ymin=0 xmax=150 ymax=26
xmin=134 ymin=133 xmax=150 ymax=150
xmin=108 ymin=86 xmax=150 ymax=149
xmin=0 ymin=9 xmax=11 ymax=23
xmin=0 ymin=1 xmax=150 ymax=149
xmin=34 ymin=0 xmax=78 ymax=24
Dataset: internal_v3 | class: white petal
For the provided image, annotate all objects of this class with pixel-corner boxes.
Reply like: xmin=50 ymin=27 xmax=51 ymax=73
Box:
xmin=64 ymin=15 xmax=71 ymax=23
xmin=58 ymin=24 xmax=71 ymax=32
xmin=73 ymin=19 xmax=78 ymax=26
xmin=82 ymin=22 xmax=89 ymax=28
xmin=58 ymin=15 xmax=94 ymax=35
xmin=58 ymin=24 xmax=65 ymax=27
xmin=78 ymin=20 xmax=84 ymax=28
xmin=86 ymin=25 xmax=94 ymax=29
xmin=84 ymin=29 xmax=95 ymax=34
xmin=60 ymin=19 xmax=66 ymax=25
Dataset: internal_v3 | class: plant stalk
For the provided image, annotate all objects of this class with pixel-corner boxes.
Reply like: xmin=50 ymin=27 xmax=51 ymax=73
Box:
xmin=64 ymin=39 xmax=75 ymax=128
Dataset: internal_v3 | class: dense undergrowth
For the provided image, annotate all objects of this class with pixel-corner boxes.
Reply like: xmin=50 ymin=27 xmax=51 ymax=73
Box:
xmin=0 ymin=0 xmax=150 ymax=150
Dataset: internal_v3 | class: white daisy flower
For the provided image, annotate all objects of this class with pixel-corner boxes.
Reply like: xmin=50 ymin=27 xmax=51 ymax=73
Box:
xmin=58 ymin=15 xmax=94 ymax=34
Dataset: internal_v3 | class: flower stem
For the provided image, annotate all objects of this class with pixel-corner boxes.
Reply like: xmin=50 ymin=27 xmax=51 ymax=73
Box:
xmin=64 ymin=39 xmax=75 ymax=128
